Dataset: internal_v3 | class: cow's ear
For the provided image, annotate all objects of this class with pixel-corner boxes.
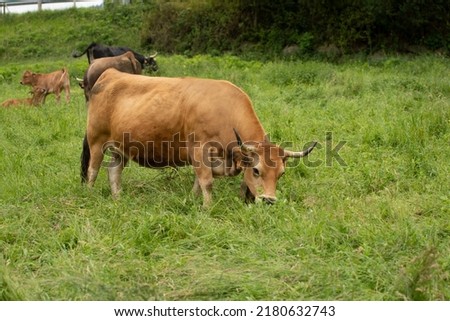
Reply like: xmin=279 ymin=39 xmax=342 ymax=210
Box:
xmin=232 ymin=147 xmax=244 ymax=170
xmin=233 ymin=147 xmax=256 ymax=168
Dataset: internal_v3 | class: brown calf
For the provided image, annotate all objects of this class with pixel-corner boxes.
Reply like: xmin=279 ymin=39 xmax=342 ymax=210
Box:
xmin=20 ymin=68 xmax=70 ymax=103
xmin=1 ymin=87 xmax=48 ymax=107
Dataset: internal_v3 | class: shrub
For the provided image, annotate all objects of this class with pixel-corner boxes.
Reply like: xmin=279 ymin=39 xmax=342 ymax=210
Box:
xmin=141 ymin=0 xmax=449 ymax=55
xmin=141 ymin=1 xmax=244 ymax=55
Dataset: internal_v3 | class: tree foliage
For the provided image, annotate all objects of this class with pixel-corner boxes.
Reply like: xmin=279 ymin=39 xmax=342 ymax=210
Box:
xmin=141 ymin=0 xmax=449 ymax=55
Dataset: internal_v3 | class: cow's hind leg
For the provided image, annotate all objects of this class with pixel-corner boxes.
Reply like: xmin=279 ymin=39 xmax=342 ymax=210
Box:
xmin=107 ymin=148 xmax=128 ymax=198
xmin=55 ymin=90 xmax=61 ymax=103
xmin=65 ymin=85 xmax=70 ymax=103
xmin=86 ymin=142 xmax=104 ymax=188
xmin=192 ymin=176 xmax=201 ymax=195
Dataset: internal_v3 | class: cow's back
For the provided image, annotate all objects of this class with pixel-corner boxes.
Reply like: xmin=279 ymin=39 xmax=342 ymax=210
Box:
xmin=89 ymin=70 xmax=185 ymax=141
xmin=89 ymin=52 xmax=141 ymax=75
xmin=37 ymin=69 xmax=69 ymax=91
xmin=88 ymin=69 xmax=265 ymax=165
xmin=85 ymin=52 xmax=141 ymax=98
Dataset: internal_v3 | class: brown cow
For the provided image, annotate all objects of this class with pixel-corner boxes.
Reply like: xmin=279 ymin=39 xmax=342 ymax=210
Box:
xmin=81 ymin=51 xmax=142 ymax=101
xmin=20 ymin=68 xmax=70 ymax=103
xmin=81 ymin=69 xmax=316 ymax=206
xmin=1 ymin=87 xmax=48 ymax=107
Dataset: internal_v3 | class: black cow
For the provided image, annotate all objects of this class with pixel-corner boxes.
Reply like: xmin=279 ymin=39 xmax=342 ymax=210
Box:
xmin=72 ymin=42 xmax=158 ymax=71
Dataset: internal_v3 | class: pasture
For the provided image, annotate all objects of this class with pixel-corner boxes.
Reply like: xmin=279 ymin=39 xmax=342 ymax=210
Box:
xmin=0 ymin=54 xmax=449 ymax=300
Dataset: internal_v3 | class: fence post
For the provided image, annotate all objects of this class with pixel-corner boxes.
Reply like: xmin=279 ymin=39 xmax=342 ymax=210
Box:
xmin=37 ymin=0 xmax=42 ymax=11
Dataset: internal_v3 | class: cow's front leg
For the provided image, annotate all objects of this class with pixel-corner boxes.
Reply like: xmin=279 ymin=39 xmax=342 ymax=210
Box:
xmin=194 ymin=171 xmax=213 ymax=207
xmin=191 ymin=153 xmax=214 ymax=207
xmin=240 ymin=181 xmax=256 ymax=203
xmin=189 ymin=139 xmax=214 ymax=207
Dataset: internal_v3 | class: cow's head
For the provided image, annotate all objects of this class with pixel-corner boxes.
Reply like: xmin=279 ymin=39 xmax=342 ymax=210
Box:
xmin=20 ymin=70 xmax=35 ymax=85
xmin=144 ymin=52 xmax=158 ymax=72
xmin=233 ymin=129 xmax=316 ymax=204
xmin=76 ymin=77 xmax=85 ymax=89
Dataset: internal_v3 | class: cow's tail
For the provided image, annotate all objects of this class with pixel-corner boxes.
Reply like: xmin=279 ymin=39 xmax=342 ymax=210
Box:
xmin=80 ymin=133 xmax=90 ymax=184
xmin=60 ymin=68 xmax=70 ymax=85
xmin=72 ymin=42 xmax=97 ymax=58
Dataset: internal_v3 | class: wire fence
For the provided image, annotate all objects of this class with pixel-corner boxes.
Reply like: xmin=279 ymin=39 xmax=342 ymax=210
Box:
xmin=0 ymin=0 xmax=102 ymax=14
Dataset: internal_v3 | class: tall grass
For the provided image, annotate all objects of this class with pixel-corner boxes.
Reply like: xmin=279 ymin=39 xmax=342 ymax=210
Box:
xmin=0 ymin=53 xmax=449 ymax=300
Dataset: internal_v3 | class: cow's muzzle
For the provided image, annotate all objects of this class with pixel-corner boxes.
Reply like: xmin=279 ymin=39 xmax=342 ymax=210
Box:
xmin=258 ymin=195 xmax=277 ymax=205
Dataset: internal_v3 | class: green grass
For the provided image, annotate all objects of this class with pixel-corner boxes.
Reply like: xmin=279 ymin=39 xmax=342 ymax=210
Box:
xmin=1 ymin=54 xmax=449 ymax=300
xmin=0 ymin=6 xmax=145 ymax=61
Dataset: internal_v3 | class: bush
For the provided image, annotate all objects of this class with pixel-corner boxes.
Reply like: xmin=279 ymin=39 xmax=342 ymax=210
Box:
xmin=1 ymin=1 xmax=448 ymax=59
xmin=141 ymin=0 xmax=449 ymax=56
xmin=141 ymin=1 xmax=244 ymax=55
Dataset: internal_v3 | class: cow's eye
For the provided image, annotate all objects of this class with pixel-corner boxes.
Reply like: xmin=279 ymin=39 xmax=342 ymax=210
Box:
xmin=252 ymin=168 xmax=260 ymax=177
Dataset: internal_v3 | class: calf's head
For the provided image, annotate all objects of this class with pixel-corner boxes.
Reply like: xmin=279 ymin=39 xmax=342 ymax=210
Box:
xmin=20 ymin=70 xmax=36 ymax=86
xmin=233 ymin=129 xmax=316 ymax=204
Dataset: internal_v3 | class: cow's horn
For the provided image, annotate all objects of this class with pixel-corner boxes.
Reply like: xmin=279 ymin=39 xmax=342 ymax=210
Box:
xmin=233 ymin=128 xmax=257 ymax=153
xmin=149 ymin=52 xmax=158 ymax=58
xmin=284 ymin=141 xmax=317 ymax=158
xmin=233 ymin=128 xmax=243 ymax=146
xmin=76 ymin=77 xmax=83 ymax=82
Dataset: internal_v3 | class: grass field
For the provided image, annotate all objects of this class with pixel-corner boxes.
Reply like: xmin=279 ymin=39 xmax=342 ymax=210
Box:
xmin=0 ymin=54 xmax=449 ymax=300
